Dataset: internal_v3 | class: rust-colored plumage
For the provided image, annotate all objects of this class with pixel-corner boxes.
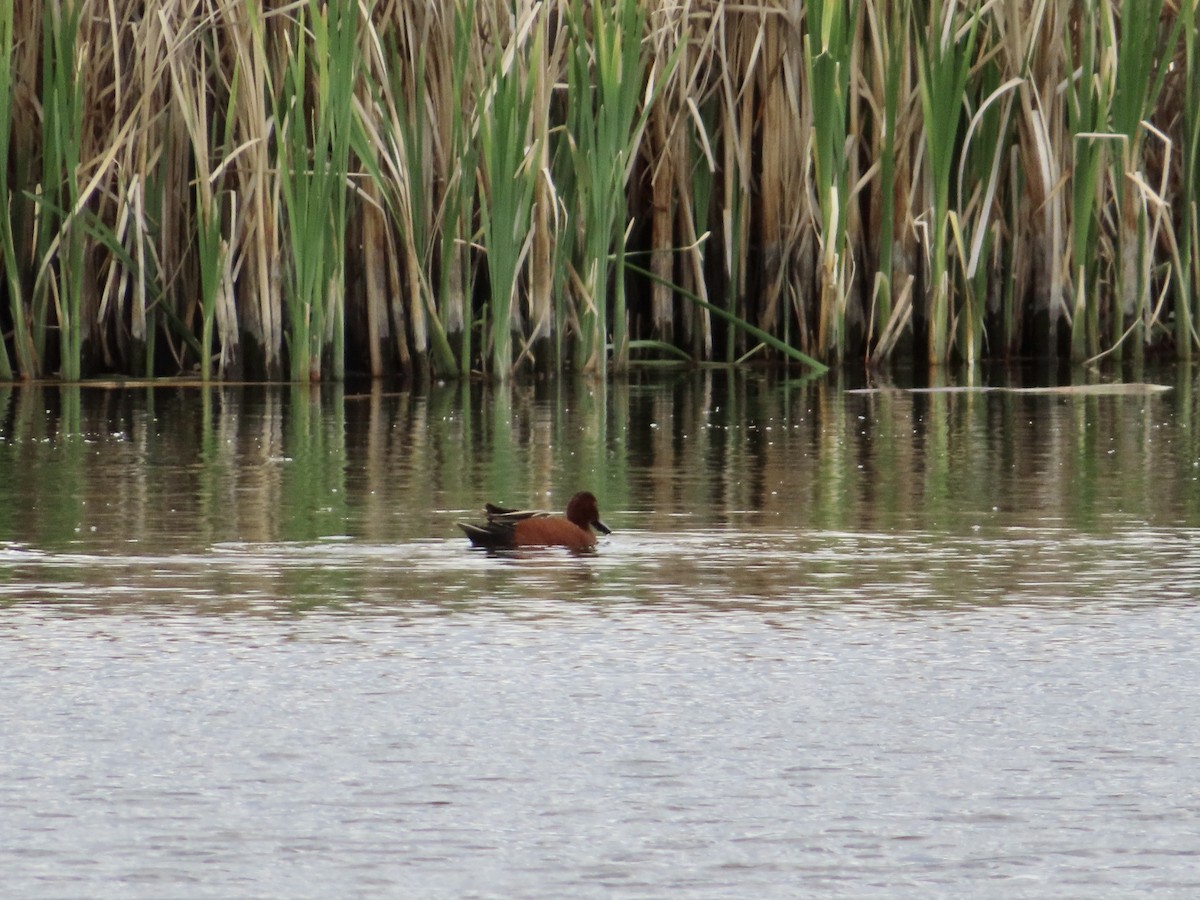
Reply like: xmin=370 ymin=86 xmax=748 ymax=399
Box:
xmin=458 ymin=491 xmax=612 ymax=551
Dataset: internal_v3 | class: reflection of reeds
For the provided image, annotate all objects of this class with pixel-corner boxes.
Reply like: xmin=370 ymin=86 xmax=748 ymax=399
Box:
xmin=7 ymin=374 xmax=1198 ymax=550
xmin=0 ymin=1 xmax=1194 ymax=380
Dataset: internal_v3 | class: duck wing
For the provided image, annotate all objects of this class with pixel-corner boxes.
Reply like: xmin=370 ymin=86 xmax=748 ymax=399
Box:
xmin=484 ymin=503 xmax=550 ymax=524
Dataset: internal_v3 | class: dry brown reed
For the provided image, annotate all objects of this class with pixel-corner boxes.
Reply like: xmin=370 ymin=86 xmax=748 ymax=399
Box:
xmin=0 ymin=0 xmax=1195 ymax=381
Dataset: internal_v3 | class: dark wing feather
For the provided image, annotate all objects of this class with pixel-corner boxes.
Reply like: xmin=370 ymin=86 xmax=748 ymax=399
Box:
xmin=484 ymin=504 xmax=549 ymax=524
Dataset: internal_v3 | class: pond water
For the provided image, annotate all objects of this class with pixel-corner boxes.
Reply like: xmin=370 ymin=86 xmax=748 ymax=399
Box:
xmin=3 ymin=370 xmax=1200 ymax=897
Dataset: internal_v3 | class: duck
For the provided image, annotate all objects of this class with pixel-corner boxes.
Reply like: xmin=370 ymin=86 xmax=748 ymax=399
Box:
xmin=458 ymin=491 xmax=612 ymax=551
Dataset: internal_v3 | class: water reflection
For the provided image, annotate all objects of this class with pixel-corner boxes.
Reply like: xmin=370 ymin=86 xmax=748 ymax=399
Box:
xmin=4 ymin=372 xmax=1200 ymax=615
xmin=3 ymin=372 xmax=1200 ymax=552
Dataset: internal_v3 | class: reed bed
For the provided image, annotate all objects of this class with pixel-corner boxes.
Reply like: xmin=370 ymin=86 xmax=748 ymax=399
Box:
xmin=0 ymin=0 xmax=1195 ymax=382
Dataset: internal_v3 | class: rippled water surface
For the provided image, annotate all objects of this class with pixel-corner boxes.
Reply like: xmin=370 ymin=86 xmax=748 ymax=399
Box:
xmin=3 ymin=373 xmax=1200 ymax=897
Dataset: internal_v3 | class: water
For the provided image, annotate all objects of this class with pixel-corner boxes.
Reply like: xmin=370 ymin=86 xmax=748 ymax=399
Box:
xmin=3 ymin=372 xmax=1200 ymax=897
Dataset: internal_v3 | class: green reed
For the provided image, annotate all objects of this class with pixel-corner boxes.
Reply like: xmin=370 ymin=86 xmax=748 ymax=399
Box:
xmin=955 ymin=52 xmax=1016 ymax=367
xmin=628 ymin=261 xmax=828 ymax=374
xmin=477 ymin=11 xmax=540 ymax=380
xmin=804 ymin=0 xmax=859 ymax=362
xmin=712 ymin=15 xmax=754 ymax=367
xmin=1105 ymin=0 xmax=1179 ymax=363
xmin=38 ymin=0 xmax=87 ymax=381
xmin=441 ymin=0 xmax=480 ymax=376
xmin=862 ymin=0 xmax=908 ymax=360
xmin=1066 ymin=0 xmax=1109 ymax=362
xmin=0 ymin=4 xmax=27 ymax=379
xmin=685 ymin=101 xmax=717 ymax=360
xmin=566 ymin=0 xmax=656 ymax=373
xmin=546 ymin=103 xmax=578 ymax=372
xmin=164 ymin=7 xmax=232 ymax=382
xmin=276 ymin=0 xmax=356 ymax=382
xmin=195 ymin=182 xmax=225 ymax=382
xmin=915 ymin=0 xmax=980 ymax=364
xmin=1180 ymin=0 xmax=1200 ymax=359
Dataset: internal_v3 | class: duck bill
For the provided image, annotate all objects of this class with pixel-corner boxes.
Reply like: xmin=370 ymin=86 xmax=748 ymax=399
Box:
xmin=593 ymin=519 xmax=612 ymax=535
